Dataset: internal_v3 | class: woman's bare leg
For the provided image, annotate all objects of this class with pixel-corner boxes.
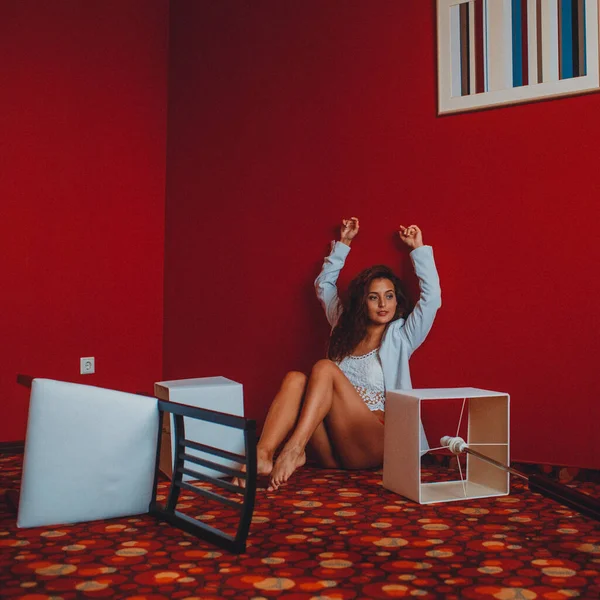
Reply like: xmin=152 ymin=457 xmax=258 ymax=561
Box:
xmin=269 ymin=359 xmax=383 ymax=490
xmin=260 ymin=372 xmax=339 ymax=470
xmin=233 ymin=371 xmax=306 ymax=487
xmin=256 ymin=371 xmax=307 ymax=469
xmin=307 ymin=422 xmax=340 ymax=469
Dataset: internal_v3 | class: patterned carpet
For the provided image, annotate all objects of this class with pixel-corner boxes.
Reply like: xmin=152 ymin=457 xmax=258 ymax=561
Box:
xmin=1 ymin=453 xmax=599 ymax=599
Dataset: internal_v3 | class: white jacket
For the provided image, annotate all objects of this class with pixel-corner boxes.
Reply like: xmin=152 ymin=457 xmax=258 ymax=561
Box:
xmin=315 ymin=242 xmax=442 ymax=451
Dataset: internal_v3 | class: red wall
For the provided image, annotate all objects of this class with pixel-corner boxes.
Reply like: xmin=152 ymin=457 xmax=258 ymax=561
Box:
xmin=164 ymin=0 xmax=600 ymax=469
xmin=0 ymin=0 xmax=168 ymax=441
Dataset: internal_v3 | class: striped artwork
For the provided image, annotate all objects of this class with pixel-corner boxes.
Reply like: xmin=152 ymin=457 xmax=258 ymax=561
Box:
xmin=438 ymin=0 xmax=599 ymax=113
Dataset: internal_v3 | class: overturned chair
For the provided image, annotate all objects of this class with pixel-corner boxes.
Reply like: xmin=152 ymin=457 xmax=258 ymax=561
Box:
xmin=14 ymin=376 xmax=257 ymax=554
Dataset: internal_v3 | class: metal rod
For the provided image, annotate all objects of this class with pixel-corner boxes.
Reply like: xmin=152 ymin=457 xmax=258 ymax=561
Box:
xmin=441 ymin=436 xmax=600 ymax=522
xmin=464 ymin=447 xmax=528 ymax=480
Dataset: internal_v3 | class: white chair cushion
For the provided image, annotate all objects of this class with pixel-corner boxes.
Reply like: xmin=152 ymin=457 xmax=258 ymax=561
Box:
xmin=18 ymin=379 xmax=159 ymax=528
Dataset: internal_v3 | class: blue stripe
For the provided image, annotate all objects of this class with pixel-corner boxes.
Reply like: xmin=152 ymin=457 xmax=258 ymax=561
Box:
xmin=512 ymin=0 xmax=523 ymax=87
xmin=561 ymin=0 xmax=574 ymax=79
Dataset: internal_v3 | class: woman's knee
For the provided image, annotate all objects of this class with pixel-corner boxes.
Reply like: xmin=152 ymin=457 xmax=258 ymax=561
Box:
xmin=310 ymin=358 xmax=336 ymax=377
xmin=281 ymin=370 xmax=307 ymax=390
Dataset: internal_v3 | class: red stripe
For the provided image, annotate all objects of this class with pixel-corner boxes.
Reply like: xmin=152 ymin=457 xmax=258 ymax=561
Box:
xmin=558 ymin=0 xmax=563 ymax=79
xmin=474 ymin=0 xmax=485 ymax=93
xmin=460 ymin=3 xmax=470 ymax=95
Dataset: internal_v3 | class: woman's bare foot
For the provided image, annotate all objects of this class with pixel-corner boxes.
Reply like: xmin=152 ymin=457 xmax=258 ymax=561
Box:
xmin=232 ymin=448 xmax=273 ymax=489
xmin=268 ymin=445 xmax=306 ymax=491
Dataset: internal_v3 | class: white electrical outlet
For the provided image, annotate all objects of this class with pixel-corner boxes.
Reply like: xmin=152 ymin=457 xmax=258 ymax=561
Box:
xmin=80 ymin=357 xmax=95 ymax=375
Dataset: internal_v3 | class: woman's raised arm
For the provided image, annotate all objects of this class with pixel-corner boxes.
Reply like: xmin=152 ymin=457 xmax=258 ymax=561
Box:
xmin=314 ymin=218 xmax=360 ymax=328
xmin=396 ymin=225 xmax=442 ymax=354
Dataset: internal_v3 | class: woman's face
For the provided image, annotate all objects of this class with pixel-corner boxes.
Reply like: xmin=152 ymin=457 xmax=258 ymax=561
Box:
xmin=366 ymin=278 xmax=397 ymax=325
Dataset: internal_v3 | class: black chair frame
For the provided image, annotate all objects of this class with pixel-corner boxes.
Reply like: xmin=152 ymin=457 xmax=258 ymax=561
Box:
xmin=149 ymin=399 xmax=257 ymax=554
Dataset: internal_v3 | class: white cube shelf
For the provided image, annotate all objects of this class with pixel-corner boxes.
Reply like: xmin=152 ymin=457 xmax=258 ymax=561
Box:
xmin=383 ymin=387 xmax=510 ymax=505
xmin=154 ymin=376 xmax=245 ymax=480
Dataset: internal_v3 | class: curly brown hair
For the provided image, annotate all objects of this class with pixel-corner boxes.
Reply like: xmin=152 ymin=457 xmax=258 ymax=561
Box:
xmin=327 ymin=265 xmax=410 ymax=362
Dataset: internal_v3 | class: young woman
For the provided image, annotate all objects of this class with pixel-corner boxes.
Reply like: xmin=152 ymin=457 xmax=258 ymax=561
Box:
xmin=243 ymin=218 xmax=441 ymax=491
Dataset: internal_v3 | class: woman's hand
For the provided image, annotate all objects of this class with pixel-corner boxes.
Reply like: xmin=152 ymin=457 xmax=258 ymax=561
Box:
xmin=340 ymin=217 xmax=360 ymax=246
xmin=398 ymin=224 xmax=423 ymax=250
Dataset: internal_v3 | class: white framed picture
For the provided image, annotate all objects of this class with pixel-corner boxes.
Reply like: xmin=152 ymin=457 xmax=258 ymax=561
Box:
xmin=437 ymin=0 xmax=600 ymax=114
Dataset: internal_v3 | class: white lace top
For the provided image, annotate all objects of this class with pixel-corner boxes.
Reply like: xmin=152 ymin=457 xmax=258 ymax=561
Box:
xmin=337 ymin=349 xmax=386 ymax=412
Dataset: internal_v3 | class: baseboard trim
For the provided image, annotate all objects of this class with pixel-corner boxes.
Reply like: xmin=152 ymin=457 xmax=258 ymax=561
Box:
xmin=0 ymin=441 xmax=25 ymax=454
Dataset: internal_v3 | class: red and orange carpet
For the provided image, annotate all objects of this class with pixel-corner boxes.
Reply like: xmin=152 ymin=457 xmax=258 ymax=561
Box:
xmin=1 ymin=453 xmax=599 ymax=599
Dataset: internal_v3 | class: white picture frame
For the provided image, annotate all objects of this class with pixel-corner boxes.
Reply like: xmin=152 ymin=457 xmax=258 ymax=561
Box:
xmin=437 ymin=0 xmax=600 ymax=114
